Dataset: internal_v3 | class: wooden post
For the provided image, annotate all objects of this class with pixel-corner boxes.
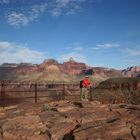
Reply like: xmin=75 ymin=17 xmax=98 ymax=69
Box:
xmin=35 ymin=83 xmax=37 ymax=103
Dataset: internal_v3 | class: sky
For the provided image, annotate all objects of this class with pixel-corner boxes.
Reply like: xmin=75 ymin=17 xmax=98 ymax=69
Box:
xmin=0 ymin=0 xmax=140 ymax=69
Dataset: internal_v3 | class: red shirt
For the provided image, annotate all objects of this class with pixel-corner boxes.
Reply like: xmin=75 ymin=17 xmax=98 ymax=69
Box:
xmin=82 ymin=78 xmax=90 ymax=87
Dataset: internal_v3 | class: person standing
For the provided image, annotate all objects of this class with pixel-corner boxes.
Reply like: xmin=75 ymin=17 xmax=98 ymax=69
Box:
xmin=80 ymin=76 xmax=91 ymax=101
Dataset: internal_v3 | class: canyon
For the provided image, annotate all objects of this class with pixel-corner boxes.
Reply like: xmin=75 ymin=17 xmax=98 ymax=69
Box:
xmin=0 ymin=58 xmax=140 ymax=83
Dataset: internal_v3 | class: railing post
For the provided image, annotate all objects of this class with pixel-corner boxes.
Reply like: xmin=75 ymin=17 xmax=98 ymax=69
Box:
xmin=35 ymin=83 xmax=38 ymax=103
xmin=89 ymin=86 xmax=93 ymax=101
xmin=63 ymin=82 xmax=65 ymax=100
xmin=80 ymin=87 xmax=82 ymax=101
xmin=1 ymin=81 xmax=5 ymax=107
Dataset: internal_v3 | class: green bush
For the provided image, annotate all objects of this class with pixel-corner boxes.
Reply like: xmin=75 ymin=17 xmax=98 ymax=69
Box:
xmin=43 ymin=103 xmax=52 ymax=111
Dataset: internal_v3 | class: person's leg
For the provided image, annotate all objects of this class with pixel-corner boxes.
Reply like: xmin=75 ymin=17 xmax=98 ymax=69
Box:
xmin=84 ymin=88 xmax=89 ymax=100
xmin=80 ymin=88 xmax=84 ymax=100
xmin=81 ymin=87 xmax=87 ymax=100
xmin=80 ymin=88 xmax=83 ymax=100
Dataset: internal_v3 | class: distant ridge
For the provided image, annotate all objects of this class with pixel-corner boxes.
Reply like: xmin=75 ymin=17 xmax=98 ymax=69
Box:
xmin=0 ymin=58 xmax=140 ymax=82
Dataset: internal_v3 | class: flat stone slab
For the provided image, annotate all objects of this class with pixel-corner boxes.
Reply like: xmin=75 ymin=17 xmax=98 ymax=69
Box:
xmin=2 ymin=116 xmax=50 ymax=140
xmin=0 ymin=100 xmax=140 ymax=140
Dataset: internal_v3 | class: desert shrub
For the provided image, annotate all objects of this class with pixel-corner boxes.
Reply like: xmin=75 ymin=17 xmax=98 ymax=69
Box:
xmin=43 ymin=103 xmax=52 ymax=111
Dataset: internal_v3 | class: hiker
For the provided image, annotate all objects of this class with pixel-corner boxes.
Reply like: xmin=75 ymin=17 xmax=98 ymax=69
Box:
xmin=80 ymin=76 xmax=91 ymax=101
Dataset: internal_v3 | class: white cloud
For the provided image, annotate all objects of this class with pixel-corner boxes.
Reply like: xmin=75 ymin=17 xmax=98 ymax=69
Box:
xmin=96 ymin=43 xmax=120 ymax=49
xmin=72 ymin=46 xmax=83 ymax=51
xmin=6 ymin=3 xmax=48 ymax=27
xmin=31 ymin=3 xmax=48 ymax=13
xmin=66 ymin=4 xmax=81 ymax=15
xmin=50 ymin=0 xmax=85 ymax=17
xmin=92 ymin=47 xmax=100 ymax=50
xmin=56 ymin=0 xmax=70 ymax=7
xmin=58 ymin=52 xmax=87 ymax=63
xmin=5 ymin=0 xmax=86 ymax=27
xmin=50 ymin=0 xmax=70 ymax=17
xmin=0 ymin=42 xmax=11 ymax=50
xmin=64 ymin=42 xmax=83 ymax=51
xmin=124 ymin=48 xmax=140 ymax=56
xmin=71 ymin=42 xmax=80 ymax=46
xmin=0 ymin=0 xmax=9 ymax=4
xmin=0 ymin=42 xmax=46 ymax=64
xmin=7 ymin=12 xmax=30 ymax=27
xmin=70 ymin=42 xmax=83 ymax=51
xmin=30 ymin=3 xmax=48 ymax=19
xmin=51 ymin=6 xmax=63 ymax=17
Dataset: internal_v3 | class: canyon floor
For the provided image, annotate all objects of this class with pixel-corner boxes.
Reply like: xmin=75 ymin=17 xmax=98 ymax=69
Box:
xmin=0 ymin=100 xmax=140 ymax=140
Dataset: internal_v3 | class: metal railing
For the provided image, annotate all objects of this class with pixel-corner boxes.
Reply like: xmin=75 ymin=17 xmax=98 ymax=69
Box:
xmin=0 ymin=81 xmax=93 ymax=107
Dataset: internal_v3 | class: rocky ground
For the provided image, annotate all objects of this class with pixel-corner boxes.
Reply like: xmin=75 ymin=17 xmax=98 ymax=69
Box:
xmin=0 ymin=100 xmax=140 ymax=140
xmin=93 ymin=77 xmax=140 ymax=104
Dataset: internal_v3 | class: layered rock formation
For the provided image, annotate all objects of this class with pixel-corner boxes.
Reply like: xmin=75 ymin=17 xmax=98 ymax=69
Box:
xmin=82 ymin=67 xmax=123 ymax=81
xmin=0 ymin=100 xmax=140 ymax=140
xmin=0 ymin=58 xmax=140 ymax=82
xmin=93 ymin=77 xmax=140 ymax=104
xmin=63 ymin=58 xmax=87 ymax=75
xmin=122 ymin=66 xmax=140 ymax=77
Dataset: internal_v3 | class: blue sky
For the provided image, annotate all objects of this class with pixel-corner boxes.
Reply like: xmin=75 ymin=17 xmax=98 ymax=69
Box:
xmin=0 ymin=0 xmax=140 ymax=69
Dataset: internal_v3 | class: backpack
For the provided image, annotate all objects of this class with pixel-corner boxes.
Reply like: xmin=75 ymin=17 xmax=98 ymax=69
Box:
xmin=80 ymin=80 xmax=83 ymax=88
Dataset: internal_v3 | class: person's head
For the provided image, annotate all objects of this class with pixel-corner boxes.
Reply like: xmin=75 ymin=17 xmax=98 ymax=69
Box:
xmin=85 ymin=76 xmax=89 ymax=79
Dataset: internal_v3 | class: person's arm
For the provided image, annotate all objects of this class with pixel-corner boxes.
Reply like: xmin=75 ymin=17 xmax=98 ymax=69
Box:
xmin=88 ymin=79 xmax=91 ymax=87
xmin=82 ymin=80 xmax=86 ymax=87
